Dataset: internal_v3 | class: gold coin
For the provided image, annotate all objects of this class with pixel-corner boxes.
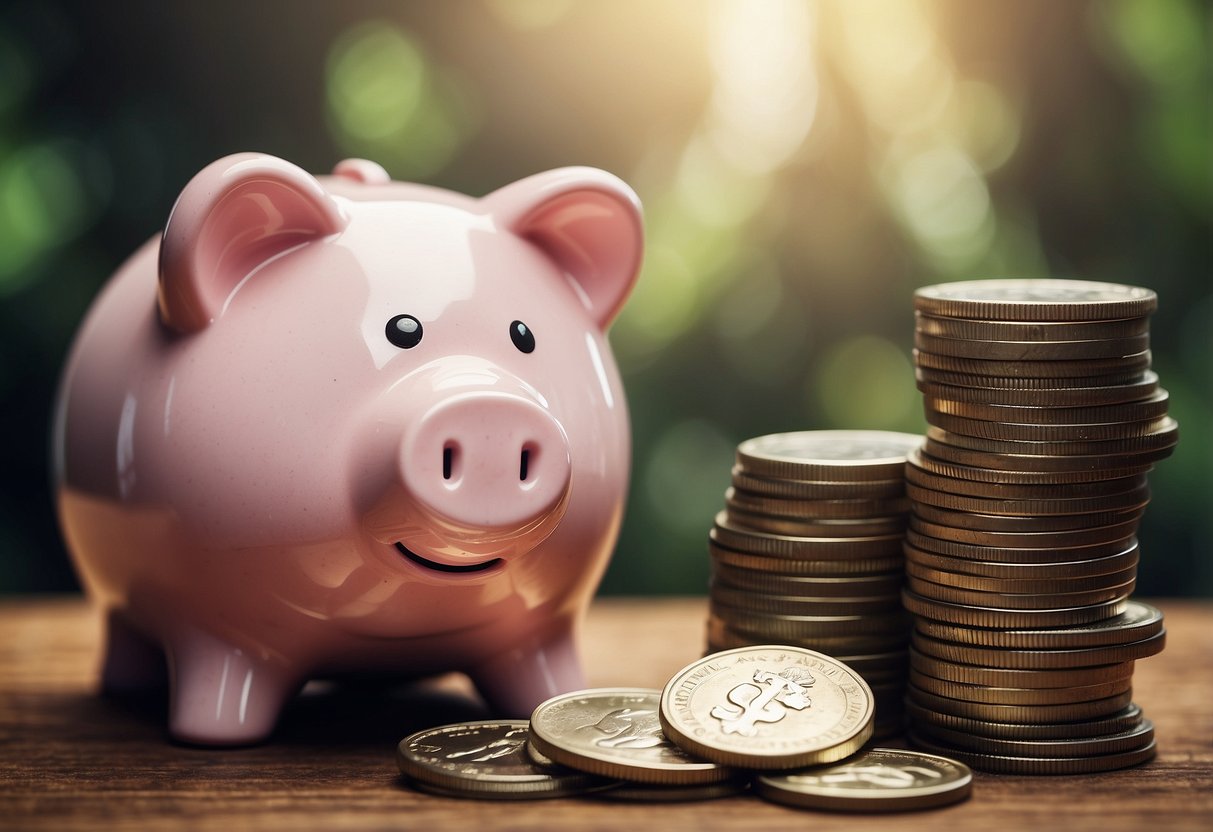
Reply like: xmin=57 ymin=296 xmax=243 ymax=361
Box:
xmin=911 ymin=501 xmax=1144 ymax=533
xmin=914 ymin=330 xmax=1151 ymax=361
xmin=914 ymin=312 xmax=1150 ymax=341
xmin=923 ymin=388 xmax=1169 ymax=425
xmin=710 ymin=584 xmax=902 ymax=617
xmin=725 ymin=486 xmax=910 ymax=520
xmin=527 ymin=689 xmax=735 ymax=785
xmin=910 ymin=629 xmax=1166 ymax=670
xmin=906 ymin=527 xmax=1137 ymax=564
xmin=731 ymin=468 xmax=907 ymax=500
xmin=917 ymin=371 xmax=1160 ymax=408
xmin=924 ymin=411 xmax=1173 ymax=443
xmin=912 ymin=599 xmax=1164 ymax=649
xmin=909 ymin=649 xmax=1133 ymax=688
xmin=710 ymin=540 xmax=905 ymax=576
xmin=659 ymin=645 xmax=875 ymax=770
xmin=902 ymin=589 xmax=1129 ymax=628
xmin=912 ymin=718 xmax=1154 ymax=759
xmin=904 ymin=699 xmax=1144 ymax=740
xmin=711 ymin=561 xmax=904 ymax=596
xmin=924 ymin=421 xmax=1178 ymax=457
xmin=753 ymin=748 xmax=972 ymax=812
xmin=905 ymin=559 xmax=1137 ymax=594
xmin=396 ymin=721 xmax=611 ymax=798
xmin=912 ymin=279 xmax=1157 ymax=322
xmin=735 ymin=431 xmax=924 ymax=482
xmin=905 ymin=575 xmax=1135 ymax=610
xmin=906 ymin=480 xmax=1151 ymax=517
xmin=714 ymin=514 xmax=906 ymax=559
xmin=906 ymin=685 xmax=1134 ymax=723
xmin=724 ymin=506 xmax=908 ymax=538
xmin=908 ymin=731 xmax=1156 ymax=775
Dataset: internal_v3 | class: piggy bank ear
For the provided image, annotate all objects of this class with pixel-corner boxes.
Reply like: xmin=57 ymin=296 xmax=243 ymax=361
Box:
xmin=158 ymin=153 xmax=349 ymax=334
xmin=487 ymin=168 xmax=643 ymax=329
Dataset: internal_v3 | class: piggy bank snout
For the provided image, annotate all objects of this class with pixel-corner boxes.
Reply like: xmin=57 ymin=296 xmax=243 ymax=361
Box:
xmin=401 ymin=393 xmax=572 ymax=540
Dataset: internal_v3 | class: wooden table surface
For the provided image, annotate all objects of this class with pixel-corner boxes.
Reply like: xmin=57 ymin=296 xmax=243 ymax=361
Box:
xmin=1 ymin=596 xmax=1210 ymax=831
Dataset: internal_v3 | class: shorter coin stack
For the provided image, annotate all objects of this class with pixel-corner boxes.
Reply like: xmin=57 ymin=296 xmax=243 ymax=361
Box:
xmin=705 ymin=431 xmax=922 ymax=738
xmin=903 ymin=278 xmax=1176 ymax=774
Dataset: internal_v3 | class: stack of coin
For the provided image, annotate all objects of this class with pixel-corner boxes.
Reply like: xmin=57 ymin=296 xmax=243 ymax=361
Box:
xmin=706 ymin=431 xmax=923 ymax=737
xmin=903 ymin=278 xmax=1176 ymax=774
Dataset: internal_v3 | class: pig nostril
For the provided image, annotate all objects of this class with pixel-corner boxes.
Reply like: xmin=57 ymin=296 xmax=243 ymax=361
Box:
xmin=443 ymin=444 xmax=458 ymax=481
xmin=519 ymin=448 xmax=530 ymax=482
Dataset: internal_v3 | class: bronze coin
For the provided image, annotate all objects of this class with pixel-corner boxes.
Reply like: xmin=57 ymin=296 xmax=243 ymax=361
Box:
xmin=904 ymin=698 xmax=1144 ymax=740
xmin=910 ymin=501 xmax=1144 ymax=533
xmin=903 ymin=541 xmax=1139 ymax=579
xmin=906 ymin=685 xmax=1134 ymax=724
xmin=710 ymin=562 xmax=905 ymax=596
xmin=913 ymin=347 xmax=1152 ymax=379
xmin=922 ymin=387 xmax=1169 ymax=425
xmin=909 ymin=516 xmax=1141 ymax=548
xmin=917 ymin=371 xmax=1160 ymax=408
xmin=913 ymin=330 xmax=1150 ymax=361
xmin=731 ymin=468 xmax=907 ymax=500
xmin=916 ymin=366 xmax=1147 ymax=390
xmin=710 ymin=541 xmax=905 ymax=576
xmin=923 ymin=410 xmax=1174 ymax=443
xmin=907 ymin=731 xmax=1155 ymax=775
xmin=910 ymin=629 xmax=1166 ymax=670
xmin=901 ymin=589 xmax=1129 ymax=628
xmin=921 ymin=437 xmax=1169 ymax=475
xmin=905 ymin=527 xmax=1137 ymax=564
xmin=724 ymin=506 xmax=908 ymax=538
xmin=924 ymin=420 xmax=1178 ymax=457
xmin=913 ymin=279 xmax=1157 ymax=322
xmin=910 ymin=446 xmax=1155 ymax=485
xmin=912 ymin=600 xmax=1164 ymax=649
xmin=909 ymin=649 xmax=1134 ymax=689
xmin=906 ymin=452 xmax=1149 ymax=498
xmin=914 ymin=312 xmax=1150 ymax=341
xmin=905 ymin=559 xmax=1137 ymax=594
xmin=905 ymin=575 xmax=1135 ymax=610
xmin=905 ymin=480 xmax=1151 ymax=517
xmin=714 ymin=514 xmax=906 ymax=560
xmin=725 ymin=486 xmax=911 ymax=520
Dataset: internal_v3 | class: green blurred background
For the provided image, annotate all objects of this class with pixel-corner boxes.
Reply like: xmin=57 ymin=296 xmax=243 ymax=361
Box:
xmin=0 ymin=0 xmax=1209 ymax=597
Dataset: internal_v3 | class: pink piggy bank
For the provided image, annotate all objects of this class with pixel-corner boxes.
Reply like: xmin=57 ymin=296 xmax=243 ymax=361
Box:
xmin=53 ymin=153 xmax=643 ymax=745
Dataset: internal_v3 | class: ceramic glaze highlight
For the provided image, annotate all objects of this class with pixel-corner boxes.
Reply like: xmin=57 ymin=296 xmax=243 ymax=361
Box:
xmin=53 ymin=153 xmax=643 ymax=745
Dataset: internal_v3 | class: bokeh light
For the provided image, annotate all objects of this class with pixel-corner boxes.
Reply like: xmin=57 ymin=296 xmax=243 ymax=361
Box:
xmin=1 ymin=0 xmax=1208 ymax=598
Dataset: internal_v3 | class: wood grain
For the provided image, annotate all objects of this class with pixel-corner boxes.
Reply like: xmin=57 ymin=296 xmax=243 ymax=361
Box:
xmin=0 ymin=596 xmax=1209 ymax=831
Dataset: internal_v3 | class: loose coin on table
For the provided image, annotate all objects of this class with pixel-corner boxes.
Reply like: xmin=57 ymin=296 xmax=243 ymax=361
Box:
xmin=397 ymin=720 xmax=612 ymax=799
xmin=528 ymin=688 xmax=734 ymax=785
xmin=659 ymin=645 xmax=874 ymax=770
xmin=754 ymin=748 xmax=973 ymax=812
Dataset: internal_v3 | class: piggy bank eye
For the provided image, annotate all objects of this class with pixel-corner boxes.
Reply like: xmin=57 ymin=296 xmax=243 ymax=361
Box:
xmin=510 ymin=320 xmax=535 ymax=354
xmin=386 ymin=314 xmax=423 ymax=349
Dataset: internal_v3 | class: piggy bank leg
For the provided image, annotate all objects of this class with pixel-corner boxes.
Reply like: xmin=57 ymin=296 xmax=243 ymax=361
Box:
xmin=166 ymin=629 xmax=300 ymax=746
xmin=468 ymin=623 xmax=583 ymax=718
xmin=100 ymin=609 xmax=167 ymax=695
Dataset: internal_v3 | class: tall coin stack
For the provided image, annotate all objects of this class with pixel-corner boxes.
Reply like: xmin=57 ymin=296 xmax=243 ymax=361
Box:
xmin=902 ymin=279 xmax=1177 ymax=774
xmin=706 ymin=431 xmax=923 ymax=738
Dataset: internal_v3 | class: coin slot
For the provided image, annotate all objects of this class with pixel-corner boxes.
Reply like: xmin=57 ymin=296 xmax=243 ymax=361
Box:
xmin=443 ymin=443 xmax=459 ymax=482
xmin=519 ymin=445 xmax=534 ymax=482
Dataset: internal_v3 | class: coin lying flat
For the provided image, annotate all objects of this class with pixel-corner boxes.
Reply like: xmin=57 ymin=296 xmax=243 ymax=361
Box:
xmin=913 ymin=279 xmax=1157 ymax=322
xmin=397 ymin=721 xmax=612 ymax=799
xmin=906 ymin=686 xmax=1134 ymax=723
xmin=913 ymin=312 xmax=1150 ymax=341
xmin=659 ymin=646 xmax=874 ymax=770
xmin=922 ymin=388 xmax=1170 ymax=426
xmin=527 ymin=689 xmax=733 ymax=785
xmin=904 ymin=699 xmax=1145 ymax=741
xmin=753 ymin=748 xmax=972 ymax=812
xmin=912 ymin=718 xmax=1154 ymax=759
xmin=910 ymin=629 xmax=1166 ymax=670
xmin=908 ymin=731 xmax=1156 ymax=775
xmin=914 ymin=330 xmax=1151 ymax=361
xmin=735 ymin=431 xmax=924 ymax=482
xmin=913 ymin=599 xmax=1164 ymax=649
